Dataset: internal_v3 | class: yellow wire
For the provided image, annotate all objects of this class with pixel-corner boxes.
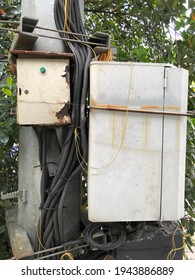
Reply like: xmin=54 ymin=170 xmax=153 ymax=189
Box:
xmin=74 ymin=128 xmax=89 ymax=174
xmin=83 ymin=42 xmax=97 ymax=60
xmin=64 ymin=1 xmax=133 ymax=175
xmin=74 ymin=63 xmax=134 ymax=175
xmin=60 ymin=252 xmax=74 ymax=260
xmin=98 ymin=49 xmax=113 ymax=61
xmin=167 ymin=227 xmax=192 ymax=260
xmin=64 ymin=0 xmax=69 ymax=30
xmin=63 ymin=0 xmax=97 ymax=59
xmin=36 ymin=210 xmax=47 ymax=256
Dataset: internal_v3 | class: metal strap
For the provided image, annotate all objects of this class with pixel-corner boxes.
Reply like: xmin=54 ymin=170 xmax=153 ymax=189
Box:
xmin=90 ymin=105 xmax=194 ymax=117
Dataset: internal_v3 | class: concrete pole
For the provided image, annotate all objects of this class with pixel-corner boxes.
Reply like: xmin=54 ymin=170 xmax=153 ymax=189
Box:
xmin=21 ymin=0 xmax=64 ymax=52
xmin=17 ymin=0 xmax=84 ymax=245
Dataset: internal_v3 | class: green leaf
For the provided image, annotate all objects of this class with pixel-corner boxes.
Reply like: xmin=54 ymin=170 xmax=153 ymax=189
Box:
xmin=0 ymin=131 xmax=9 ymax=144
xmin=189 ymin=0 xmax=195 ymax=9
xmin=2 ymin=88 xmax=12 ymax=97
xmin=7 ymin=77 xmax=13 ymax=88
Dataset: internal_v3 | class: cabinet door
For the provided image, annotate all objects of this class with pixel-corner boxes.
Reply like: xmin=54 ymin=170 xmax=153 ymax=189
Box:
xmin=17 ymin=58 xmax=70 ymax=125
xmin=88 ymin=62 xmax=165 ymax=222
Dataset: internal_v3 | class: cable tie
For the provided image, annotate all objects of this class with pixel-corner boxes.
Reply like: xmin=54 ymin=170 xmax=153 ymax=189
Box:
xmin=34 ymin=162 xmax=57 ymax=168
xmin=46 ymin=189 xmax=62 ymax=198
xmin=39 ymin=205 xmax=58 ymax=211
xmin=54 ymin=173 xmax=69 ymax=183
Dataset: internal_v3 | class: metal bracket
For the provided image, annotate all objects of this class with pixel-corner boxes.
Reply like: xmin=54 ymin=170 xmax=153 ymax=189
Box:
xmin=89 ymin=32 xmax=111 ymax=55
xmin=1 ymin=189 xmax=27 ymax=203
xmin=8 ymin=16 xmax=39 ymax=67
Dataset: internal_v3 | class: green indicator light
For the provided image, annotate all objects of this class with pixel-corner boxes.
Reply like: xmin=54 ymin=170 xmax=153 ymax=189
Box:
xmin=40 ymin=67 xmax=46 ymax=73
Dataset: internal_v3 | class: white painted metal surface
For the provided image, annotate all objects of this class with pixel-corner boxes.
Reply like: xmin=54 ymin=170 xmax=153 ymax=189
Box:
xmin=88 ymin=62 xmax=188 ymax=222
xmin=161 ymin=68 xmax=188 ymax=220
xmin=17 ymin=58 xmax=70 ymax=125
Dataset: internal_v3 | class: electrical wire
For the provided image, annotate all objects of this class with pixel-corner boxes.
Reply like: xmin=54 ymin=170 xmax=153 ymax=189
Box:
xmin=167 ymin=227 xmax=192 ymax=260
xmin=33 ymin=0 xmax=94 ymax=259
xmin=74 ymin=62 xmax=134 ymax=175
xmin=98 ymin=49 xmax=113 ymax=61
xmin=36 ymin=244 xmax=89 ymax=260
xmin=33 ymin=0 xmax=128 ymax=259
xmin=0 ymin=26 xmax=106 ymax=47
xmin=60 ymin=252 xmax=74 ymax=260
xmin=83 ymin=223 xmax=127 ymax=251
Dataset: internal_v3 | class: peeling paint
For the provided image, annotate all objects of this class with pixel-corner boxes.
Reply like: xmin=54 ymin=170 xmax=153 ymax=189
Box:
xmin=56 ymin=101 xmax=71 ymax=124
xmin=61 ymin=65 xmax=70 ymax=85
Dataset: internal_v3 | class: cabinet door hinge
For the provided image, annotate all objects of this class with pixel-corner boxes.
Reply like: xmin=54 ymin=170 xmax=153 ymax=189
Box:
xmin=164 ymin=77 xmax=168 ymax=89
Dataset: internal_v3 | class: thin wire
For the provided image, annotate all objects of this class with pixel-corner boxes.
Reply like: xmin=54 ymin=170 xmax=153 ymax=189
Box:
xmin=60 ymin=252 xmax=74 ymax=260
xmin=74 ymin=63 xmax=134 ymax=175
xmin=0 ymin=19 xmax=107 ymax=42
xmin=36 ymin=210 xmax=47 ymax=255
xmin=0 ymin=26 xmax=106 ymax=47
xmin=83 ymin=42 xmax=97 ymax=60
xmin=74 ymin=128 xmax=88 ymax=174
xmin=62 ymin=1 xmax=98 ymax=60
xmin=36 ymin=32 xmax=106 ymax=47
xmin=66 ymin=28 xmax=97 ymax=59
xmin=36 ymin=244 xmax=89 ymax=260
xmin=64 ymin=0 xmax=69 ymax=30
xmin=98 ymin=49 xmax=113 ymax=61
xmin=20 ymin=241 xmax=79 ymax=259
xmin=166 ymin=227 xmax=191 ymax=260
xmin=0 ymin=20 xmax=19 ymax=24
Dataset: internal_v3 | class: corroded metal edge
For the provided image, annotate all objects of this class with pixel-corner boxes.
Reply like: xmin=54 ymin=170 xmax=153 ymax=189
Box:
xmin=9 ymin=50 xmax=74 ymax=58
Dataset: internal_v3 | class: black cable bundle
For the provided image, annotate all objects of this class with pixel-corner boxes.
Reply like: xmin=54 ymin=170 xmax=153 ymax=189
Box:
xmin=35 ymin=0 xmax=93 ymax=257
xmin=83 ymin=223 xmax=127 ymax=251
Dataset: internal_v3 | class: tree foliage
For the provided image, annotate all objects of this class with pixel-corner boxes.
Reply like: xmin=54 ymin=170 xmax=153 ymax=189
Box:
xmin=0 ymin=0 xmax=21 ymax=259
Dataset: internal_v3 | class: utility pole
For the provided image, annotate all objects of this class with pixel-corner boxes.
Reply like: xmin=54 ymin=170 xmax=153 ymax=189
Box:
xmin=17 ymin=0 xmax=70 ymax=246
xmin=6 ymin=0 xmax=85 ymax=258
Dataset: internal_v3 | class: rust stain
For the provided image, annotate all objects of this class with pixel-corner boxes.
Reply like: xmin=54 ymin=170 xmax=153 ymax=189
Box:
xmin=9 ymin=50 xmax=74 ymax=59
xmin=141 ymin=106 xmax=161 ymax=110
xmin=141 ymin=105 xmax=181 ymax=111
xmin=107 ymin=104 xmax=128 ymax=110
xmin=61 ymin=65 xmax=70 ymax=85
xmin=56 ymin=101 xmax=71 ymax=124
xmin=165 ymin=106 xmax=181 ymax=111
xmin=92 ymin=104 xmax=128 ymax=111
xmin=90 ymin=98 xmax=96 ymax=107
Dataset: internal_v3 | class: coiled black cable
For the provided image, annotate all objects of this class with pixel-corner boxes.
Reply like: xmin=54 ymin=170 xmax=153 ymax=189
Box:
xmin=83 ymin=223 xmax=127 ymax=251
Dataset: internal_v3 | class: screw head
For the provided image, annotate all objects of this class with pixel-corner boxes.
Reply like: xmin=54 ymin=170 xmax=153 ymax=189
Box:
xmin=40 ymin=67 xmax=46 ymax=73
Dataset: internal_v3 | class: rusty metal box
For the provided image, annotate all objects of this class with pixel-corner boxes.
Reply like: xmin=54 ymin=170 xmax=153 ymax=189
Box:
xmin=16 ymin=58 xmax=70 ymax=125
xmin=88 ymin=62 xmax=188 ymax=222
